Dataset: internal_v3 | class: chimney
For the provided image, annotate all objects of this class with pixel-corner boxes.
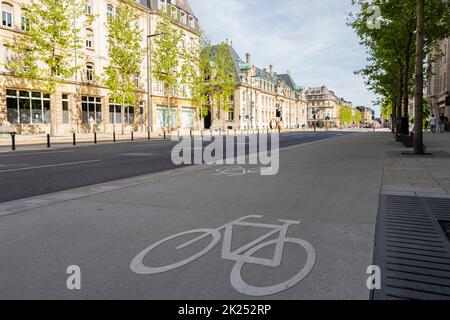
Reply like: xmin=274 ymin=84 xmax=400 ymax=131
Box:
xmin=269 ymin=65 xmax=273 ymax=76
xmin=246 ymin=53 xmax=251 ymax=64
xmin=263 ymin=68 xmax=267 ymax=74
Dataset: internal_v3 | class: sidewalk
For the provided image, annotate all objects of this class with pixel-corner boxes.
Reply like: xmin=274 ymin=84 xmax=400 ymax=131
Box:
xmin=0 ymin=132 xmax=388 ymax=299
xmin=382 ymin=132 xmax=450 ymax=198
xmin=375 ymin=132 xmax=450 ymax=300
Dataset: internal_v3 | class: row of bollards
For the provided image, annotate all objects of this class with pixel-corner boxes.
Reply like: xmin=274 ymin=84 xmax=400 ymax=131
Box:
xmin=9 ymin=131 xmax=139 ymax=151
xmin=7 ymin=129 xmax=279 ymax=151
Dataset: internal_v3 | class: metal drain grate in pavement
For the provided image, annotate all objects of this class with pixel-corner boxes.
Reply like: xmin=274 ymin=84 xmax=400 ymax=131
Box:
xmin=372 ymin=195 xmax=450 ymax=300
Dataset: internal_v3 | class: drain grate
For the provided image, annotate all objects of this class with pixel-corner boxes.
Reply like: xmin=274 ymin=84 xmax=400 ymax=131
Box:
xmin=440 ymin=221 xmax=450 ymax=242
xmin=372 ymin=195 xmax=450 ymax=300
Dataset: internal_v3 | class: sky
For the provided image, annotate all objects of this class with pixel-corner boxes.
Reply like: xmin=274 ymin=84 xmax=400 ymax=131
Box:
xmin=189 ymin=0 xmax=380 ymax=116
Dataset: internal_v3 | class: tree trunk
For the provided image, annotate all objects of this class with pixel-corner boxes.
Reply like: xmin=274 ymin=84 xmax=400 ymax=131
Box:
xmin=395 ymin=70 xmax=403 ymax=141
xmin=403 ymin=59 xmax=410 ymax=135
xmin=414 ymin=0 xmax=425 ymax=154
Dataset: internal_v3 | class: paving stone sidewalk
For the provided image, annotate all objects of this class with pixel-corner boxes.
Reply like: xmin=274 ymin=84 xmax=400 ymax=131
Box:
xmin=382 ymin=132 xmax=450 ymax=199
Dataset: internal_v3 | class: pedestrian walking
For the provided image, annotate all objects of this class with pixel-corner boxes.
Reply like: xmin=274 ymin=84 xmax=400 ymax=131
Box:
xmin=430 ymin=115 xmax=437 ymax=134
xmin=89 ymin=116 xmax=95 ymax=133
xmin=439 ymin=113 xmax=446 ymax=133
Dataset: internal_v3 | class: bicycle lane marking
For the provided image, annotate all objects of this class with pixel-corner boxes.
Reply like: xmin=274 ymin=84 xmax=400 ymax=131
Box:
xmin=129 ymin=216 xmax=317 ymax=297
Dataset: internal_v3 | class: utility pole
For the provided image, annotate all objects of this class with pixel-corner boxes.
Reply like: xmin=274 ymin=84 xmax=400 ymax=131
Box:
xmin=146 ymin=14 xmax=164 ymax=134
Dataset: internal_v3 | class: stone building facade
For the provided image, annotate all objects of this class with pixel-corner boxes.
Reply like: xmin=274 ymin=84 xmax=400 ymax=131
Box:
xmin=0 ymin=0 xmax=200 ymax=135
xmin=304 ymin=86 xmax=350 ymax=127
xmin=427 ymin=37 xmax=450 ymax=118
xmin=208 ymin=45 xmax=308 ymax=131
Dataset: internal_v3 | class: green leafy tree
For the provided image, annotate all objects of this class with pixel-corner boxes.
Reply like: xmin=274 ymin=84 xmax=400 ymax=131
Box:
xmin=354 ymin=110 xmax=363 ymax=124
xmin=104 ymin=0 xmax=145 ymax=135
xmin=339 ymin=106 xmax=353 ymax=126
xmin=349 ymin=0 xmax=450 ymax=149
xmin=7 ymin=0 xmax=88 ymax=135
xmin=181 ymin=29 xmax=213 ymax=125
xmin=208 ymin=42 xmax=237 ymax=129
xmin=152 ymin=7 xmax=183 ymax=131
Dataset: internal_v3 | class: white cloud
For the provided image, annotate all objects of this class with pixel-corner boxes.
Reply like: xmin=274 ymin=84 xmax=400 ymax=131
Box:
xmin=189 ymin=0 xmax=380 ymax=115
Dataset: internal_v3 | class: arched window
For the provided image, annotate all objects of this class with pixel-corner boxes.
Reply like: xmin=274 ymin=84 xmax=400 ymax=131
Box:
xmin=86 ymin=63 xmax=94 ymax=81
xmin=2 ymin=2 xmax=13 ymax=27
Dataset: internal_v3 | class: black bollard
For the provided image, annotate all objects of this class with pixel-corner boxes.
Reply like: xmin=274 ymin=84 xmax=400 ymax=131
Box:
xmin=131 ymin=131 xmax=134 ymax=141
xmin=73 ymin=133 xmax=76 ymax=146
xmin=47 ymin=134 xmax=51 ymax=148
xmin=94 ymin=132 xmax=97 ymax=144
xmin=11 ymin=133 xmax=16 ymax=151
xmin=148 ymin=131 xmax=151 ymax=140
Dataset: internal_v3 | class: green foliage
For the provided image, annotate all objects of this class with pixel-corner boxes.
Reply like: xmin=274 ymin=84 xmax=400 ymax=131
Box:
xmin=380 ymin=97 xmax=393 ymax=121
xmin=7 ymin=0 xmax=87 ymax=93
xmin=354 ymin=110 xmax=363 ymax=124
xmin=152 ymin=7 xmax=183 ymax=100
xmin=208 ymin=42 xmax=237 ymax=113
xmin=349 ymin=0 xmax=450 ymax=136
xmin=104 ymin=0 xmax=145 ymax=107
xmin=339 ymin=106 xmax=353 ymax=125
xmin=181 ymin=28 xmax=212 ymax=118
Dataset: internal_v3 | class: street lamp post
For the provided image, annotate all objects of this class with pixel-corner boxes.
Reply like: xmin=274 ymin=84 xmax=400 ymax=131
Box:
xmin=146 ymin=32 xmax=164 ymax=134
xmin=249 ymin=75 xmax=258 ymax=130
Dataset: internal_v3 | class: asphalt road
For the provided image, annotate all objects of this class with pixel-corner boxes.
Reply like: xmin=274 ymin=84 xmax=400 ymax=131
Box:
xmin=0 ymin=132 xmax=388 ymax=299
xmin=0 ymin=132 xmax=350 ymax=203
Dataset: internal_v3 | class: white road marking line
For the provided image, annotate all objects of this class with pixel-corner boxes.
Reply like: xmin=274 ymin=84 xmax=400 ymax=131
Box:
xmin=0 ymin=150 xmax=76 ymax=157
xmin=0 ymin=160 xmax=102 ymax=173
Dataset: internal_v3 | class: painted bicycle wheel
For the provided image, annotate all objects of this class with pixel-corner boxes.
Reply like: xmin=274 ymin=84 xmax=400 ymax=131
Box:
xmin=130 ymin=229 xmax=221 ymax=275
xmin=230 ymin=238 xmax=316 ymax=296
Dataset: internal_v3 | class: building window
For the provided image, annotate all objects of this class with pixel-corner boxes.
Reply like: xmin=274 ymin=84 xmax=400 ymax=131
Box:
xmin=86 ymin=63 xmax=94 ymax=81
xmin=2 ymin=2 xmax=13 ymax=27
xmin=6 ymin=90 xmax=51 ymax=124
xmin=139 ymin=103 xmax=144 ymax=125
xmin=188 ymin=16 xmax=194 ymax=28
xmin=86 ymin=30 xmax=94 ymax=49
xmin=157 ymin=105 xmax=177 ymax=129
xmin=82 ymin=96 xmax=102 ymax=124
xmin=62 ymin=94 xmax=70 ymax=124
xmin=109 ymin=100 xmax=134 ymax=125
xmin=85 ymin=2 xmax=92 ymax=15
xmin=21 ymin=15 xmax=30 ymax=31
xmin=228 ymin=108 xmax=235 ymax=121
xmin=134 ymin=73 xmax=139 ymax=88
xmin=107 ymin=4 xmax=113 ymax=19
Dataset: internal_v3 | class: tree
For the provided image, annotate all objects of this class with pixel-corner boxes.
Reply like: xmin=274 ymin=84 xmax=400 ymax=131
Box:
xmin=207 ymin=42 xmax=237 ymax=129
xmin=7 ymin=0 xmax=88 ymax=135
xmin=339 ymin=106 xmax=353 ymax=126
xmin=414 ymin=0 xmax=425 ymax=154
xmin=354 ymin=110 xmax=363 ymax=125
xmin=152 ymin=7 xmax=183 ymax=131
xmin=104 ymin=0 xmax=145 ymax=135
xmin=181 ymin=28 xmax=212 ymax=126
xmin=182 ymin=39 xmax=237 ymax=130
xmin=350 ymin=0 xmax=450 ymax=148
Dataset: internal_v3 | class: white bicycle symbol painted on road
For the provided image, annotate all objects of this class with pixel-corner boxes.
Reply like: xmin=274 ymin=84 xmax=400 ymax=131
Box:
xmin=130 ymin=216 xmax=316 ymax=296
xmin=213 ymin=166 xmax=266 ymax=176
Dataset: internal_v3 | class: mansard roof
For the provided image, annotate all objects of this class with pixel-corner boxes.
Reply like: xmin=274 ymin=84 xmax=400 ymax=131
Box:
xmin=140 ymin=0 xmax=196 ymax=18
